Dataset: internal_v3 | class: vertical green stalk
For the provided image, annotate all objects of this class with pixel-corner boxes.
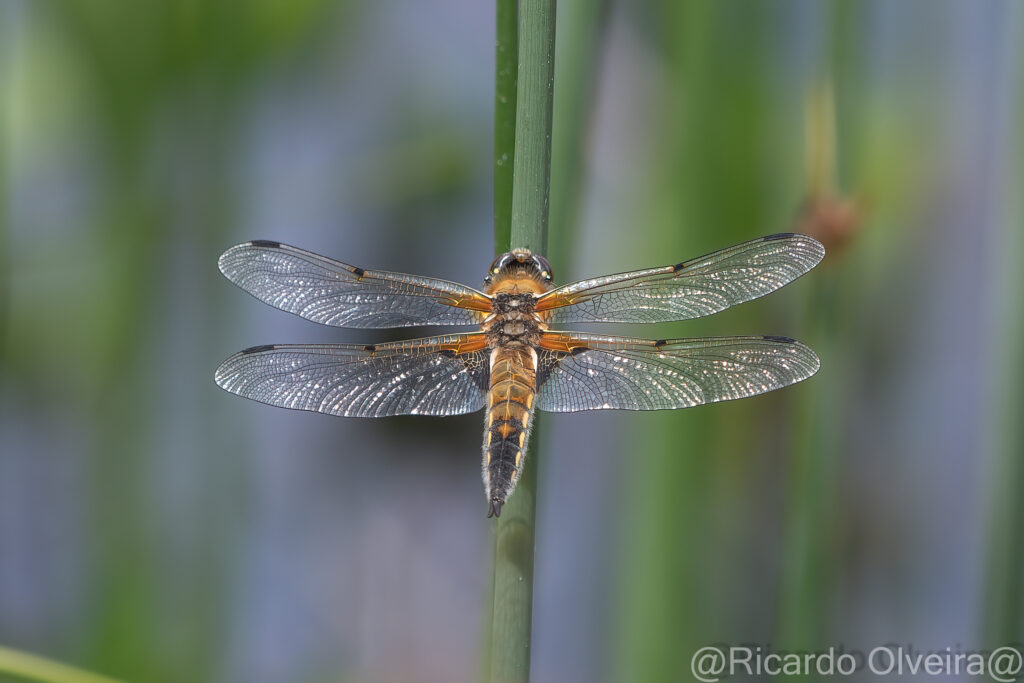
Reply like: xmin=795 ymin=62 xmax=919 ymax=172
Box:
xmin=983 ymin=0 xmax=1024 ymax=648
xmin=488 ymin=1 xmax=556 ymax=682
xmin=547 ymin=0 xmax=608 ymax=270
xmin=493 ymin=0 xmax=517 ymax=255
xmin=508 ymin=0 xmax=556 ymax=254
xmin=615 ymin=3 xmax=778 ymax=680
xmin=0 ymin=0 xmax=14 ymax=358
xmin=776 ymin=86 xmax=840 ymax=650
xmin=777 ymin=0 xmax=865 ymax=653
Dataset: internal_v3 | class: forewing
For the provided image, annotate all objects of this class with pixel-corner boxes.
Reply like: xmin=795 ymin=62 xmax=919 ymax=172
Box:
xmin=215 ymin=334 xmax=490 ymax=417
xmin=536 ymin=332 xmax=819 ymax=412
xmin=219 ymin=241 xmax=492 ymax=328
xmin=535 ymin=233 xmax=824 ymax=324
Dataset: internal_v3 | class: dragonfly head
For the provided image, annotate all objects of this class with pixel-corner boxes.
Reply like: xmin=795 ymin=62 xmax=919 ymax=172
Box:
xmin=485 ymin=248 xmax=554 ymax=286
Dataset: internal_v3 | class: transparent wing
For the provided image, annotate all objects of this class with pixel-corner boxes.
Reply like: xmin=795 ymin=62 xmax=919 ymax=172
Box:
xmin=215 ymin=334 xmax=490 ymax=417
xmin=535 ymin=233 xmax=824 ymax=324
xmin=535 ymin=332 xmax=819 ymax=412
xmin=219 ymin=241 xmax=492 ymax=328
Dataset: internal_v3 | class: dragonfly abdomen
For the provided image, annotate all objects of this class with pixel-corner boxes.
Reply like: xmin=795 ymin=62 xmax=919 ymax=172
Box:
xmin=483 ymin=347 xmax=537 ymax=518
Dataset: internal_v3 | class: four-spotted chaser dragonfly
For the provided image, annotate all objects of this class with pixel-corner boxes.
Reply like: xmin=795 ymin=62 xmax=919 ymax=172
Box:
xmin=215 ymin=234 xmax=824 ymax=517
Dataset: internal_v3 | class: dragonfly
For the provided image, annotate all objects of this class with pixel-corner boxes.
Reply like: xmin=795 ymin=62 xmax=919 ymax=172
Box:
xmin=215 ymin=234 xmax=824 ymax=517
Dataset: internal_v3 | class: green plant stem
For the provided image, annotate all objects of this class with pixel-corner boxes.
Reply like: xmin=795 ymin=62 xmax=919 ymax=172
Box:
xmin=0 ymin=1 xmax=15 ymax=361
xmin=493 ymin=0 xmax=518 ymax=254
xmin=983 ymin=0 xmax=1024 ymax=646
xmin=509 ymin=0 xmax=556 ymax=255
xmin=488 ymin=1 xmax=556 ymax=682
xmin=0 ymin=646 xmax=125 ymax=683
xmin=777 ymin=19 xmax=848 ymax=645
xmin=548 ymin=0 xmax=608 ymax=270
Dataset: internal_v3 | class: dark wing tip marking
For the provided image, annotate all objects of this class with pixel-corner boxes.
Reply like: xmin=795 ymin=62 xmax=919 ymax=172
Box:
xmin=241 ymin=344 xmax=276 ymax=354
xmin=249 ymin=239 xmax=281 ymax=248
xmin=763 ymin=232 xmax=796 ymax=241
xmin=762 ymin=335 xmax=796 ymax=343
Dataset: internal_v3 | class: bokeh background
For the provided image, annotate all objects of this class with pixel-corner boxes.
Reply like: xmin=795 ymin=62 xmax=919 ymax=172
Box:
xmin=2 ymin=1 xmax=1022 ymax=681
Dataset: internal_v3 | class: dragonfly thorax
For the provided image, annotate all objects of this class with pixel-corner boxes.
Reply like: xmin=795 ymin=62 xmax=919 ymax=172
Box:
xmin=485 ymin=293 xmax=543 ymax=348
xmin=491 ymin=292 xmax=537 ymax=314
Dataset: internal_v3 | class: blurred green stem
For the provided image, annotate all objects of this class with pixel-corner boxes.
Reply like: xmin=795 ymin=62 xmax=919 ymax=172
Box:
xmin=547 ymin=0 xmax=608 ymax=270
xmin=0 ymin=1 xmax=15 ymax=356
xmin=776 ymin=80 xmax=844 ymax=649
xmin=488 ymin=1 xmax=556 ymax=681
xmin=983 ymin=0 xmax=1024 ymax=645
xmin=0 ymin=646 xmax=125 ymax=683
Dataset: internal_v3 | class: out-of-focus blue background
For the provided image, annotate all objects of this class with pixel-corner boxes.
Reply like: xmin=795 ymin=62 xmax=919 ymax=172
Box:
xmin=2 ymin=1 xmax=1022 ymax=682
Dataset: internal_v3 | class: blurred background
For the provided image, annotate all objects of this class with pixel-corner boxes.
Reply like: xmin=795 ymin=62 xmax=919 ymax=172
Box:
xmin=1 ymin=0 xmax=1021 ymax=681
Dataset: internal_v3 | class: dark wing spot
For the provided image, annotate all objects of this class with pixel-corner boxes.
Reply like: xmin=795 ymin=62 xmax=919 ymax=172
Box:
xmin=439 ymin=349 xmax=457 ymax=358
xmin=241 ymin=344 xmax=275 ymax=354
xmin=762 ymin=335 xmax=796 ymax=343
xmin=352 ymin=266 xmax=365 ymax=278
xmin=763 ymin=232 xmax=796 ymax=241
xmin=363 ymin=345 xmax=376 ymax=352
xmin=671 ymin=261 xmax=685 ymax=271
xmin=570 ymin=346 xmax=588 ymax=356
xmin=654 ymin=339 xmax=667 ymax=348
xmin=250 ymin=239 xmax=281 ymax=248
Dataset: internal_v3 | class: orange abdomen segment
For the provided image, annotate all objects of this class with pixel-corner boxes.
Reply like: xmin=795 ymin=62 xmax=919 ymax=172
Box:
xmin=482 ymin=347 xmax=537 ymax=517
